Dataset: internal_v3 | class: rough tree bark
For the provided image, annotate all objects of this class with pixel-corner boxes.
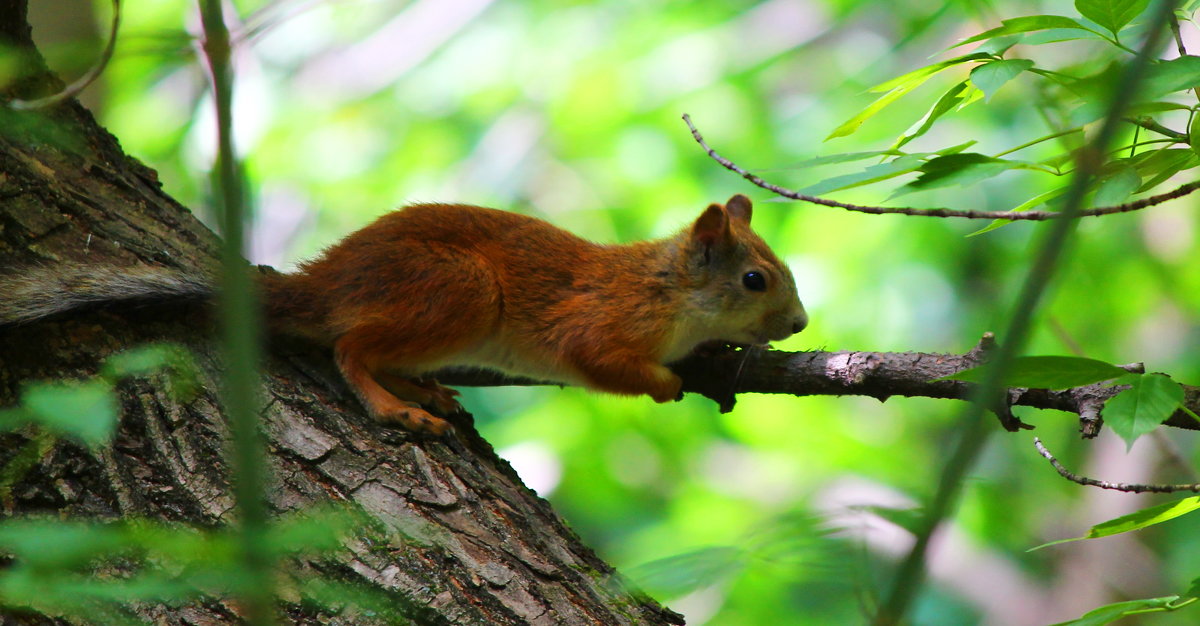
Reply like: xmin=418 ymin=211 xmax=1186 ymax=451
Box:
xmin=0 ymin=4 xmax=683 ymax=625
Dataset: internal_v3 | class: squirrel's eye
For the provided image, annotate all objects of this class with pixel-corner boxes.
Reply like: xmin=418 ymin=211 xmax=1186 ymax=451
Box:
xmin=742 ymin=271 xmax=766 ymax=291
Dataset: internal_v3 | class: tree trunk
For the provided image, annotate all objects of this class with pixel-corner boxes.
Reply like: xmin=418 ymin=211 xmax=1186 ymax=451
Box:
xmin=0 ymin=6 xmax=682 ymax=625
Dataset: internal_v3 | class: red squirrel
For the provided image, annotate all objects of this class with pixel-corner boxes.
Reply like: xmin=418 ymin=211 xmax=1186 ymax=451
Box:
xmin=0 ymin=195 xmax=807 ymax=434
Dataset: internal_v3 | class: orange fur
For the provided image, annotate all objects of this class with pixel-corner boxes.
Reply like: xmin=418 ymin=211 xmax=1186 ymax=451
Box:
xmin=261 ymin=195 xmax=808 ymax=434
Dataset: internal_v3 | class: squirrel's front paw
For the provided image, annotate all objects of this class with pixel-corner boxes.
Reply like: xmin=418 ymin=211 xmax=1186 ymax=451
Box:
xmin=649 ymin=374 xmax=684 ymax=403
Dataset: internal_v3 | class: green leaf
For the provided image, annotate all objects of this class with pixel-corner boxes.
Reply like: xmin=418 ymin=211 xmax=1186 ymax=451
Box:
xmin=800 ymin=155 xmax=926 ymax=195
xmin=967 ymin=186 xmax=1071 ymax=236
xmin=952 ymin=15 xmax=1101 ymax=49
xmin=828 ymin=53 xmax=991 ymax=140
xmin=939 ymin=356 xmax=1127 ymax=389
xmin=891 ymin=153 xmax=1024 ymax=197
xmin=1189 ymin=112 xmax=1200 ymax=158
xmin=892 ymin=81 xmax=969 ymax=151
xmin=827 ymin=83 xmax=927 ymax=140
xmin=781 ymin=150 xmax=906 ymax=169
xmin=972 ymin=35 xmax=1022 ymax=56
xmin=1075 ymin=0 xmax=1151 ymax=34
xmin=1113 ymin=148 xmax=1200 ymax=192
xmin=970 ymin=59 xmax=1035 ymax=101
xmin=1049 ymin=597 xmax=1183 ymax=625
xmin=1103 ymin=373 xmax=1185 ymax=448
xmin=1185 ymin=576 xmax=1200 ymax=599
xmin=936 ymin=140 xmax=978 ymax=155
xmin=1092 ymin=166 xmax=1141 ymax=206
xmin=1134 ymin=149 xmax=1199 ymax=191
xmin=869 ymin=52 xmax=991 ymax=93
xmin=1024 ymin=27 xmax=1111 ymax=45
xmin=1033 ymin=496 xmax=1200 ymax=552
xmin=1140 ymin=55 xmax=1200 ymax=100
xmin=20 ymin=380 xmax=118 ymax=446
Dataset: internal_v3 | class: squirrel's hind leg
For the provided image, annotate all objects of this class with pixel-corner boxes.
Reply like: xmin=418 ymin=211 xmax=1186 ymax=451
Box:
xmin=330 ymin=253 xmax=500 ymax=434
xmin=334 ymin=342 xmax=452 ymax=434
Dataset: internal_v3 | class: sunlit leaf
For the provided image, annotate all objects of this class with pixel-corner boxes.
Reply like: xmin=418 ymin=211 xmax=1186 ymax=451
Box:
xmin=1049 ymin=596 xmax=1183 ymax=625
xmin=828 ymin=53 xmax=991 ymax=140
xmin=1032 ymin=496 xmax=1200 ymax=551
xmin=1024 ymin=27 xmax=1111 ymax=45
xmin=952 ymin=15 xmax=1100 ymax=49
xmin=955 ymin=85 xmax=985 ymax=111
xmin=869 ymin=52 xmax=991 ymax=93
xmin=970 ymin=59 xmax=1035 ymax=100
xmin=800 ymin=155 xmax=926 ymax=195
xmin=972 ymin=35 xmax=1022 ymax=56
xmin=1103 ymin=373 xmax=1184 ymax=448
xmin=967 ymin=186 xmax=1070 ymax=236
xmin=827 ymin=83 xmax=927 ymax=140
xmin=939 ymin=356 xmax=1127 ymax=389
xmin=781 ymin=150 xmax=907 ymax=169
xmin=892 ymin=81 xmax=969 ymax=151
xmin=1075 ymin=0 xmax=1151 ymax=34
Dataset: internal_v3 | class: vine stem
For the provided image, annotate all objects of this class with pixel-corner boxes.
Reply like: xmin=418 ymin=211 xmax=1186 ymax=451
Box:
xmin=198 ymin=2 xmax=273 ymax=624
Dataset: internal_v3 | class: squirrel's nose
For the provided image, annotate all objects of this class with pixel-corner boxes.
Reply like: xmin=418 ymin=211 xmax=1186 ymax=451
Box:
xmin=791 ymin=309 xmax=808 ymax=335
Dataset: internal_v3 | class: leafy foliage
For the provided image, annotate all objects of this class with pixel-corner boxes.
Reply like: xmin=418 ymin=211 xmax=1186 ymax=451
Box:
xmin=1033 ymin=495 xmax=1200 ymax=550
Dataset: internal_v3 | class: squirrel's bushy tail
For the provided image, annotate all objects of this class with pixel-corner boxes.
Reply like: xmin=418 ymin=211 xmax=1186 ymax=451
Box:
xmin=0 ymin=265 xmax=213 ymax=325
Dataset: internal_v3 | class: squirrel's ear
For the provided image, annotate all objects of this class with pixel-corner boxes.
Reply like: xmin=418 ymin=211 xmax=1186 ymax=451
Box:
xmin=690 ymin=204 xmax=732 ymax=263
xmin=725 ymin=194 xmax=752 ymax=223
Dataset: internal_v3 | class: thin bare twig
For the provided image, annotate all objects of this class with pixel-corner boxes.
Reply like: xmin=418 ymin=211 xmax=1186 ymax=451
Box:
xmin=682 ymin=113 xmax=1200 ymax=221
xmin=10 ymin=0 xmax=121 ymax=110
xmin=1034 ymin=437 xmax=1200 ymax=493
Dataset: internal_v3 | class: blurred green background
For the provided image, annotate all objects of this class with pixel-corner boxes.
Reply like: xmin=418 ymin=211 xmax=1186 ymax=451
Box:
xmin=30 ymin=0 xmax=1200 ymax=623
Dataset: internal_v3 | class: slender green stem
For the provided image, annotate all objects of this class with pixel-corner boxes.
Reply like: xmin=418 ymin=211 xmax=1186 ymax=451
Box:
xmin=198 ymin=2 xmax=273 ymax=624
xmin=1125 ymin=116 xmax=1188 ymax=141
xmin=871 ymin=2 xmax=1179 ymax=624
xmin=992 ymin=127 xmax=1084 ymax=158
xmin=1104 ymin=32 xmax=1140 ymax=55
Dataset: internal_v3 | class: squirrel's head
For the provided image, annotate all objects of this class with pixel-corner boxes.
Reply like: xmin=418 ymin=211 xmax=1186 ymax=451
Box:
xmin=680 ymin=194 xmax=807 ymax=350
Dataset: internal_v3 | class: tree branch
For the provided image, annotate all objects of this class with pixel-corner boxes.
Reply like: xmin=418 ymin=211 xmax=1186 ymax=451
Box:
xmin=439 ymin=335 xmax=1200 ymax=436
xmin=682 ymin=113 xmax=1200 ymax=221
